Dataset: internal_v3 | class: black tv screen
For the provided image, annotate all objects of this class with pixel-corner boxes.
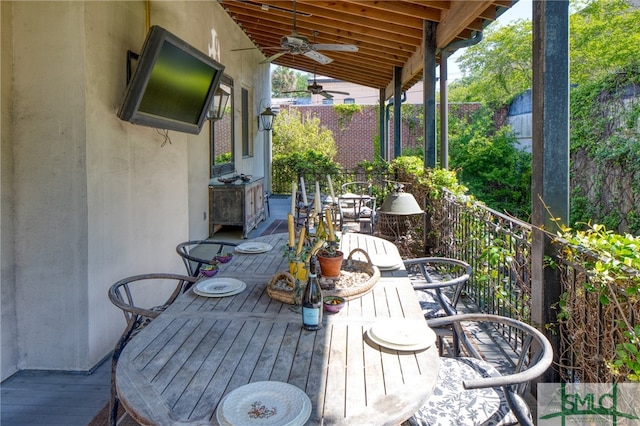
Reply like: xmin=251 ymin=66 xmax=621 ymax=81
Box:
xmin=118 ymin=25 xmax=225 ymax=135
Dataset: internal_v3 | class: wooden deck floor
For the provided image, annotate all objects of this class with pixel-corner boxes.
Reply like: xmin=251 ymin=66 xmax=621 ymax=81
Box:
xmin=0 ymin=359 xmax=111 ymax=425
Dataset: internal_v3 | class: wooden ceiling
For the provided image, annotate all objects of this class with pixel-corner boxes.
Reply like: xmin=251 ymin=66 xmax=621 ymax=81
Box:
xmin=220 ymin=0 xmax=514 ymax=93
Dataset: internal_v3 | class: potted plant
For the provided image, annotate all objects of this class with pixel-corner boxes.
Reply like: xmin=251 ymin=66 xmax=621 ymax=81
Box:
xmin=316 ymin=239 xmax=343 ymax=278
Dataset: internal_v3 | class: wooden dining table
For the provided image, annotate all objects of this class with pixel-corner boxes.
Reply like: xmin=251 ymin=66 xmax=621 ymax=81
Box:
xmin=115 ymin=232 xmax=439 ymax=425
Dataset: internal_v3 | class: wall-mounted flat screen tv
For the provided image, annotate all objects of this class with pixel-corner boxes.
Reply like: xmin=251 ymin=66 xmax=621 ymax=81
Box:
xmin=118 ymin=25 xmax=225 ymax=135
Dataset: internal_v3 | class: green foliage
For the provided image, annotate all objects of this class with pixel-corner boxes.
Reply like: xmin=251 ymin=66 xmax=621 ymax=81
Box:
xmin=613 ymin=326 xmax=640 ymax=381
xmin=271 ymin=66 xmax=310 ymax=98
xmin=271 ymin=66 xmax=297 ymax=98
xmin=570 ymin=0 xmax=640 ymax=85
xmin=333 ymin=104 xmax=362 ymax=130
xmin=569 ymin=63 xmax=640 ymax=234
xmin=271 ymin=150 xmax=340 ymax=194
xmin=272 ymin=108 xmax=337 ymax=160
xmin=401 ymin=104 xmax=422 ymax=135
xmin=450 ymin=20 xmax=532 ymax=107
xmin=214 ymin=152 xmax=232 ymax=164
xmin=428 ymin=168 xmax=469 ymax=198
xmin=402 ymin=146 xmax=424 ymax=158
xmin=390 ymin=156 xmax=468 ymax=200
xmin=392 ymin=155 xmax=425 ymax=178
xmin=570 ymin=63 xmax=640 ymax=155
xmin=450 ymin=0 xmax=640 ymax=105
xmin=371 ymin=134 xmax=382 ymax=161
xmin=448 ymin=106 xmax=531 ymax=219
xmin=555 ymin=222 xmax=640 ymax=381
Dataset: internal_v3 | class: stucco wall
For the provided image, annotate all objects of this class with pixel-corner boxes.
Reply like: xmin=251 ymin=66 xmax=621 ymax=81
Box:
xmin=1 ymin=1 xmax=18 ymax=380
xmin=1 ymin=1 xmax=268 ymax=377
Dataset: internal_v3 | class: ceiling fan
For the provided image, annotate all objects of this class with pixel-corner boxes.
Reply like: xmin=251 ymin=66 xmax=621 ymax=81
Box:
xmin=282 ymin=72 xmax=350 ymax=99
xmin=234 ymin=0 xmax=358 ymax=65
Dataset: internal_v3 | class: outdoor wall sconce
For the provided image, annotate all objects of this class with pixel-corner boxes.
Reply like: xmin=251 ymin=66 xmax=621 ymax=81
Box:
xmin=258 ymin=106 xmax=276 ymax=131
xmin=207 ymin=87 xmax=230 ymax=121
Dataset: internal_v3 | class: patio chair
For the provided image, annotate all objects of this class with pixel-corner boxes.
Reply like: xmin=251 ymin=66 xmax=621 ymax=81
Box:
xmin=176 ymin=239 xmax=237 ymax=277
xmin=338 ymin=181 xmax=376 ymax=234
xmin=404 ymin=313 xmax=553 ymax=426
xmin=108 ymin=273 xmax=198 ymax=426
xmin=404 ymin=257 xmax=472 ymax=319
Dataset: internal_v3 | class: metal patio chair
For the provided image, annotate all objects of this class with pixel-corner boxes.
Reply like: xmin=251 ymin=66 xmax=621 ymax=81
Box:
xmin=404 ymin=313 xmax=553 ymax=426
xmin=107 ymin=273 xmax=197 ymax=426
xmin=404 ymin=257 xmax=472 ymax=319
xmin=176 ymin=239 xmax=237 ymax=277
xmin=338 ymin=181 xmax=377 ymax=234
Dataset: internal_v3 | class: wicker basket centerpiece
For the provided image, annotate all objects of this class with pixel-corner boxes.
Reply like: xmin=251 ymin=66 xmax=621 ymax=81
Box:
xmin=266 ymin=271 xmax=298 ymax=305
xmin=266 ymin=248 xmax=380 ymax=304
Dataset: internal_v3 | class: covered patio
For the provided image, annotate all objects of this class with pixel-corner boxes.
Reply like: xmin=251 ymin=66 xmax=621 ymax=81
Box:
xmin=2 ymin=0 xmax=572 ymax=424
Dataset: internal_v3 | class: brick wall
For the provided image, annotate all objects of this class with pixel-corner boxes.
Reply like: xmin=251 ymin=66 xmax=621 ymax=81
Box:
xmin=279 ymin=103 xmax=485 ymax=168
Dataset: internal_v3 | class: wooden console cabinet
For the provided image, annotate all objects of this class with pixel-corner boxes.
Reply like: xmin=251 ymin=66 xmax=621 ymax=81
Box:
xmin=209 ymin=177 xmax=265 ymax=238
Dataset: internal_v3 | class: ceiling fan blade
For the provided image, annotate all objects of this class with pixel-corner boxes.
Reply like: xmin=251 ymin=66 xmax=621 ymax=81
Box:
xmin=311 ymin=44 xmax=358 ymax=52
xmin=281 ymin=90 xmax=310 ymax=94
xmin=324 ymin=90 xmax=350 ymax=96
xmin=303 ymin=50 xmax=333 ymax=65
xmin=319 ymin=91 xmax=334 ymax=99
xmin=260 ymin=51 xmax=287 ymax=64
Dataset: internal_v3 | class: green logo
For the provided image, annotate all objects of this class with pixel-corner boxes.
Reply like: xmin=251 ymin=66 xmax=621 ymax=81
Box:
xmin=539 ymin=383 xmax=640 ymax=425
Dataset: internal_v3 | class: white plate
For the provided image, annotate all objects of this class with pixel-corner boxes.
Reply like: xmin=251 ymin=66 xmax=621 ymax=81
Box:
xmin=196 ymin=278 xmax=244 ymax=294
xmin=193 ymin=278 xmax=247 ymax=297
xmin=235 ymin=242 xmax=273 ymax=254
xmin=366 ymin=319 xmax=436 ymax=351
xmin=216 ymin=381 xmax=312 ymax=426
xmin=370 ymin=255 xmax=402 ymax=271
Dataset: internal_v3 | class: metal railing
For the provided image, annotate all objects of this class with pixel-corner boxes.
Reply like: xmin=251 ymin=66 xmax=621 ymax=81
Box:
xmin=429 ymin=189 xmax=639 ymax=383
xmin=431 ymin=190 xmax=532 ymax=322
xmin=272 ymin=164 xmax=392 ymax=201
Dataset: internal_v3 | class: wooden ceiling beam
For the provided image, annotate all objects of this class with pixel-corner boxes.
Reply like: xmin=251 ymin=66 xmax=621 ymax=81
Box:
xmin=296 ymin=0 xmax=426 ymax=30
xmin=219 ymin=0 xmax=515 ymax=90
xmin=436 ymin=1 xmax=494 ymax=47
xmin=236 ymin=22 xmax=416 ymax=60
xmin=278 ymin=1 xmax=423 ymax=38
xmin=223 ymin=2 xmax=422 ymax=46
xmin=342 ymin=0 xmax=443 ymax=22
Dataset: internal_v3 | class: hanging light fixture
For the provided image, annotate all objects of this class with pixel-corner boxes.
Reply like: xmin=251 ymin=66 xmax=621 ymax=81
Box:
xmin=207 ymin=86 xmax=230 ymax=121
xmin=258 ymin=106 xmax=276 ymax=131
xmin=379 ymin=182 xmax=423 ymax=215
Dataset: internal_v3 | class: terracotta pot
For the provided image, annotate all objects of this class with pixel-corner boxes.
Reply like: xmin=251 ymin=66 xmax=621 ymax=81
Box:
xmin=317 ymin=250 xmax=344 ymax=278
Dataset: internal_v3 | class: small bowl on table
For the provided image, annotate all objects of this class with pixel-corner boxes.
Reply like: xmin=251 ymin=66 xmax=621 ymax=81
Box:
xmin=323 ymin=296 xmax=346 ymax=313
xmin=200 ymin=265 xmax=219 ymax=277
xmin=216 ymin=253 xmax=234 ymax=263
